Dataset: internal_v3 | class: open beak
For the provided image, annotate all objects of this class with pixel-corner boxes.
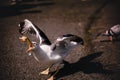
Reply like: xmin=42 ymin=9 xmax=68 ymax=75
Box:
xmin=19 ymin=36 xmax=27 ymax=42
xmin=19 ymin=36 xmax=35 ymax=52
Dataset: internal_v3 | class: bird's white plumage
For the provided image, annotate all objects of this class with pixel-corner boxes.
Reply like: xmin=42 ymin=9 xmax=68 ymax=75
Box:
xmin=19 ymin=19 xmax=84 ymax=64
xmin=56 ymin=37 xmax=67 ymax=41
xmin=19 ymin=19 xmax=84 ymax=80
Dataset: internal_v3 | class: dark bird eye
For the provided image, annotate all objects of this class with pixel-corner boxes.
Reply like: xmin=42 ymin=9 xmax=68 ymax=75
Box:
xmin=19 ymin=21 xmax=25 ymax=27
xmin=19 ymin=21 xmax=25 ymax=34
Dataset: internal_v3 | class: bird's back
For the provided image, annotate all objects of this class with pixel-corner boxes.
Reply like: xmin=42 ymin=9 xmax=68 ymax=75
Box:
xmin=111 ymin=24 xmax=120 ymax=34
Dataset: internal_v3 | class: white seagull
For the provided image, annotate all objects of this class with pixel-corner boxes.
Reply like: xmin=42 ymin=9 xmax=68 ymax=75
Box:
xmin=98 ymin=24 xmax=120 ymax=41
xmin=18 ymin=19 xmax=84 ymax=80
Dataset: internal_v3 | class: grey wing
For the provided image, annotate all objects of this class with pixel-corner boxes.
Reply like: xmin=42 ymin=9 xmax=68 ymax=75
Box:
xmin=51 ymin=40 xmax=66 ymax=51
xmin=111 ymin=24 xmax=120 ymax=34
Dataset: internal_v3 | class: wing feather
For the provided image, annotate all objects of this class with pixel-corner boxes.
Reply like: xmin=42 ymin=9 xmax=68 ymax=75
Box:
xmin=18 ymin=19 xmax=51 ymax=45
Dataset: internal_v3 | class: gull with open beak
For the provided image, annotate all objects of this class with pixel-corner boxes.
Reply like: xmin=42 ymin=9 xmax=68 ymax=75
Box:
xmin=18 ymin=19 xmax=84 ymax=80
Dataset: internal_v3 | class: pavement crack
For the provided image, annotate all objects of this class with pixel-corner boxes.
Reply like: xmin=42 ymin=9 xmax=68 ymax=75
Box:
xmin=84 ymin=0 xmax=109 ymax=52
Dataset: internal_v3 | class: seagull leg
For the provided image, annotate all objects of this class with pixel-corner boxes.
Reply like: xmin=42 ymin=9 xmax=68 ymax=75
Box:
xmin=40 ymin=67 xmax=50 ymax=75
xmin=47 ymin=76 xmax=54 ymax=80
xmin=47 ymin=64 xmax=60 ymax=80
xmin=47 ymin=69 xmax=59 ymax=80
xmin=40 ymin=64 xmax=53 ymax=75
xmin=109 ymin=36 xmax=113 ymax=41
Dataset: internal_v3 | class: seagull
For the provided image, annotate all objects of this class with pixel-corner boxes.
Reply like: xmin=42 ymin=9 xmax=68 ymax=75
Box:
xmin=97 ymin=24 xmax=120 ymax=41
xmin=18 ymin=19 xmax=84 ymax=80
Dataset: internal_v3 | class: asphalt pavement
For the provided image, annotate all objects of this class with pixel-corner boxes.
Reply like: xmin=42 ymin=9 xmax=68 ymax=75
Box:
xmin=0 ymin=0 xmax=120 ymax=80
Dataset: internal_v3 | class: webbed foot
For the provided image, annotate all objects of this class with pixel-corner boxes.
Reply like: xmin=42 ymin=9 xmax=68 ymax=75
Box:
xmin=39 ymin=68 xmax=50 ymax=75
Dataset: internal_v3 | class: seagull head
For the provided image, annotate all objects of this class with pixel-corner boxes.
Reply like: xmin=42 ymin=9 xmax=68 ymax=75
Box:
xmin=57 ymin=34 xmax=84 ymax=48
xmin=18 ymin=19 xmax=33 ymax=35
xmin=18 ymin=21 xmax=25 ymax=34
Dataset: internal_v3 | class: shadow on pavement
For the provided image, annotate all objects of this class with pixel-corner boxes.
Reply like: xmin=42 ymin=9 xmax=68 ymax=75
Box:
xmin=53 ymin=51 xmax=113 ymax=79
xmin=0 ymin=1 xmax=55 ymax=18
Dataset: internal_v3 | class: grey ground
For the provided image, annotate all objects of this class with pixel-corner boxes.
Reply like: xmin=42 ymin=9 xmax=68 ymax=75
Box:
xmin=0 ymin=0 xmax=120 ymax=80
